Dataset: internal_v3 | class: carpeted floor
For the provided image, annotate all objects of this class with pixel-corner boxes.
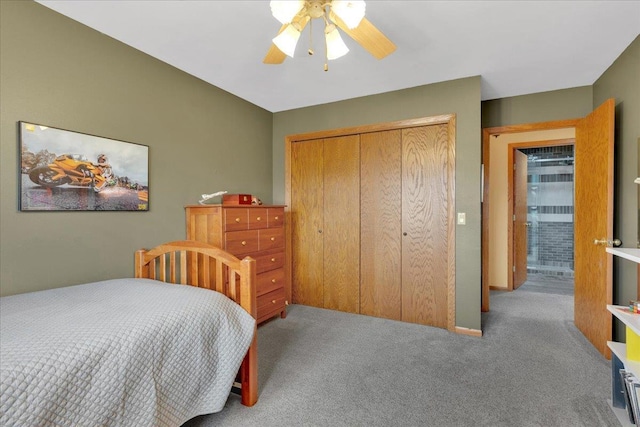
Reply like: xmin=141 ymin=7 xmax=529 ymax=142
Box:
xmin=519 ymin=273 xmax=574 ymax=296
xmin=183 ymin=289 xmax=616 ymax=427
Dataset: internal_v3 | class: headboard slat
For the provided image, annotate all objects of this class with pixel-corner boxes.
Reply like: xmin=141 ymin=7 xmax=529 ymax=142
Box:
xmin=180 ymin=250 xmax=187 ymax=285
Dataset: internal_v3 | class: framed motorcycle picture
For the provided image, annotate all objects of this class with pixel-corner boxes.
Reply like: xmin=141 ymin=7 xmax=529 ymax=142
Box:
xmin=18 ymin=121 xmax=149 ymax=211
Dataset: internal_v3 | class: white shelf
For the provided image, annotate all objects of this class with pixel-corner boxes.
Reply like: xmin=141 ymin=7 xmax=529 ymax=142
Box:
xmin=608 ymin=305 xmax=640 ymax=336
xmin=607 ymin=247 xmax=640 ymax=264
xmin=609 ymin=341 xmax=640 ymax=378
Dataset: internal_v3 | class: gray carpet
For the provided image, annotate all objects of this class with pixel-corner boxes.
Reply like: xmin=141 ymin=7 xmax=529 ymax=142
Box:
xmin=519 ymin=273 xmax=574 ymax=296
xmin=183 ymin=290 xmax=617 ymax=427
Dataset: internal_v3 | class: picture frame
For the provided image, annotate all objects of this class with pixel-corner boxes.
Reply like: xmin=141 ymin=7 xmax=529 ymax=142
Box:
xmin=19 ymin=121 xmax=149 ymax=211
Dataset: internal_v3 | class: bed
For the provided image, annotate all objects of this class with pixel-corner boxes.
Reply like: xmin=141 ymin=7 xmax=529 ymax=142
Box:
xmin=0 ymin=240 xmax=258 ymax=427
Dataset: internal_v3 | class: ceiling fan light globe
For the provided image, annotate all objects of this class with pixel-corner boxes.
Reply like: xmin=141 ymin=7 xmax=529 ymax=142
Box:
xmin=330 ymin=0 xmax=366 ymax=29
xmin=273 ymin=24 xmax=301 ymax=57
xmin=270 ymin=0 xmax=305 ymax=24
xmin=325 ymin=27 xmax=349 ymax=60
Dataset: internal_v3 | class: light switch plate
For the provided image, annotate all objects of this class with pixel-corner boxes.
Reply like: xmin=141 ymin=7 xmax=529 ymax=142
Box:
xmin=457 ymin=212 xmax=466 ymax=225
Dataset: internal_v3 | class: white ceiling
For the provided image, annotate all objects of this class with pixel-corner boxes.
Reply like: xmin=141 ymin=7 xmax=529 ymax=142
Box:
xmin=37 ymin=1 xmax=640 ymax=113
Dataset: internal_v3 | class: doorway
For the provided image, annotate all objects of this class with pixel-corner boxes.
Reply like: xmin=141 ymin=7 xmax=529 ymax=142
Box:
xmin=517 ymin=144 xmax=575 ymax=296
xmin=483 ymin=128 xmax=576 ymax=296
xmin=481 ymin=100 xmax=616 ymax=358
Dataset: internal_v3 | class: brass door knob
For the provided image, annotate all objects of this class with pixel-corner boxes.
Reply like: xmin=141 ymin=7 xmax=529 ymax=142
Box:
xmin=594 ymin=238 xmax=622 ymax=247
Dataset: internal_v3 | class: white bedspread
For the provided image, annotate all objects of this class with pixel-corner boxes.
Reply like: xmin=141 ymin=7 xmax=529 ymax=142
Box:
xmin=0 ymin=278 xmax=255 ymax=427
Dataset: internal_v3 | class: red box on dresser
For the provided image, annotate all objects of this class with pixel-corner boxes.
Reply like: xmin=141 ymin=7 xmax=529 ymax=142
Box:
xmin=222 ymin=194 xmax=252 ymax=205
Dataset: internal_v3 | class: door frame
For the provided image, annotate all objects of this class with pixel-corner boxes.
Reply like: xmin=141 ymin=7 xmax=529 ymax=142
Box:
xmin=284 ymin=115 xmax=458 ymax=331
xmin=482 ymin=119 xmax=579 ymax=312
xmin=507 ymin=138 xmax=576 ymax=291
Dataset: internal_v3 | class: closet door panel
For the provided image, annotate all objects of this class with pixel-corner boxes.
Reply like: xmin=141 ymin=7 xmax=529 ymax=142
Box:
xmin=291 ymin=139 xmax=324 ymax=308
xmin=401 ymin=125 xmax=449 ymax=328
xmin=360 ymin=130 xmax=402 ymax=320
xmin=323 ymin=135 xmax=360 ymax=313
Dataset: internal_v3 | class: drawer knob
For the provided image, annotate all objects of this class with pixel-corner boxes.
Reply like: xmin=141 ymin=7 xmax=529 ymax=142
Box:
xmin=272 ymin=300 xmax=277 ymax=304
xmin=270 ymin=237 xmax=275 ymax=241
xmin=274 ymin=216 xmax=279 ymax=220
xmin=241 ymin=241 xmax=247 ymax=246
xmin=271 ymin=279 xmax=276 ymax=283
xmin=271 ymin=258 xmax=276 ymax=262
xmin=235 ymin=217 xmax=241 ymax=223
xmin=257 ymin=216 xmax=261 ymax=221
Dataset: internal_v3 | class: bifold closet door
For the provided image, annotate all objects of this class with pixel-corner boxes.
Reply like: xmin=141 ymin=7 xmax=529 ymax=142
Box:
xmin=291 ymin=139 xmax=324 ymax=308
xmin=323 ymin=135 xmax=360 ymax=313
xmin=360 ymin=130 xmax=402 ymax=320
xmin=401 ymin=125 xmax=449 ymax=328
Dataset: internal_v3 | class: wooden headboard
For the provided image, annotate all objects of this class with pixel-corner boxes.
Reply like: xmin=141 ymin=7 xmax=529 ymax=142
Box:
xmin=134 ymin=239 xmax=258 ymax=406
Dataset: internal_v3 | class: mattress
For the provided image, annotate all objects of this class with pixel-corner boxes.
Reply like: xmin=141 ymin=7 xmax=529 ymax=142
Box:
xmin=0 ymin=278 xmax=255 ymax=427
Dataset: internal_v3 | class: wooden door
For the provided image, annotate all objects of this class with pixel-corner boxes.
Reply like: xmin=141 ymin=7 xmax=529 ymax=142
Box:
xmin=513 ymin=150 xmax=528 ymax=289
xmin=291 ymin=138 xmax=324 ymax=308
xmin=323 ymin=135 xmax=361 ymax=313
xmin=574 ymin=99 xmax=615 ymax=358
xmin=401 ymin=125 xmax=450 ymax=328
xmin=360 ymin=130 xmax=402 ymax=320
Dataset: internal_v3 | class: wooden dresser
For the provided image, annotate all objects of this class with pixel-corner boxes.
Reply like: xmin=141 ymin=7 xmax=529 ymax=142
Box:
xmin=185 ymin=204 xmax=287 ymax=324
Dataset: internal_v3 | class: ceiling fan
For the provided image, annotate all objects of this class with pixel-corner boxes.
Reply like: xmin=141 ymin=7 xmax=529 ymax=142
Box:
xmin=264 ymin=0 xmax=396 ymax=70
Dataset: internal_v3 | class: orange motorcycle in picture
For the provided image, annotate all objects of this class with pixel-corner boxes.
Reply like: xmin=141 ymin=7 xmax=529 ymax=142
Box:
xmin=29 ymin=154 xmax=112 ymax=192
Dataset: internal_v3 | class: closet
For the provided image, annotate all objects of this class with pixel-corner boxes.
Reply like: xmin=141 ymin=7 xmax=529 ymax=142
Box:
xmin=287 ymin=116 xmax=455 ymax=330
xmin=291 ymin=135 xmax=360 ymax=312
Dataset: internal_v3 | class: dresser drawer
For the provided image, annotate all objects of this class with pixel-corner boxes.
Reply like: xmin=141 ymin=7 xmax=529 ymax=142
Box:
xmin=254 ymin=249 xmax=285 ymax=274
xmin=248 ymin=208 xmax=269 ymax=230
xmin=257 ymin=287 xmax=286 ymax=319
xmin=268 ymin=208 xmax=284 ymax=228
xmin=256 ymin=268 xmax=284 ymax=296
xmin=225 ymin=230 xmax=259 ymax=255
xmin=224 ymin=208 xmax=249 ymax=232
xmin=259 ymin=228 xmax=284 ymax=251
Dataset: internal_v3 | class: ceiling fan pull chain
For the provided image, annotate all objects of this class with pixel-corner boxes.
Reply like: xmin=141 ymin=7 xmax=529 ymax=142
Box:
xmin=323 ymin=5 xmax=329 ymax=71
xmin=324 ymin=47 xmax=329 ymax=71
xmin=308 ymin=16 xmax=314 ymax=55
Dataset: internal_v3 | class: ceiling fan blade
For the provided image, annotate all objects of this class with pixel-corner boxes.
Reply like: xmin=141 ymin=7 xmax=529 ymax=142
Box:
xmin=330 ymin=12 xmax=396 ymax=60
xmin=264 ymin=24 xmax=288 ymax=64
xmin=263 ymin=15 xmax=311 ymax=65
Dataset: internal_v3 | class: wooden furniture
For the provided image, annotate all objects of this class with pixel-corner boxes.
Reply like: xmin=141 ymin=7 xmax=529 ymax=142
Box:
xmin=185 ymin=204 xmax=287 ymax=324
xmin=136 ymin=239 xmax=258 ymax=407
xmin=0 ymin=240 xmax=258 ymax=427
xmin=287 ymin=116 xmax=456 ymax=330
xmin=606 ymin=247 xmax=640 ymax=425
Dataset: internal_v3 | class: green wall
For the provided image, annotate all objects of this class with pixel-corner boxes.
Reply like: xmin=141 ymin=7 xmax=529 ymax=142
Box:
xmin=0 ymin=1 xmax=273 ymax=296
xmin=272 ymin=77 xmax=483 ymax=330
xmin=482 ymin=86 xmax=593 ymax=128
xmin=594 ymin=36 xmax=640 ymax=338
